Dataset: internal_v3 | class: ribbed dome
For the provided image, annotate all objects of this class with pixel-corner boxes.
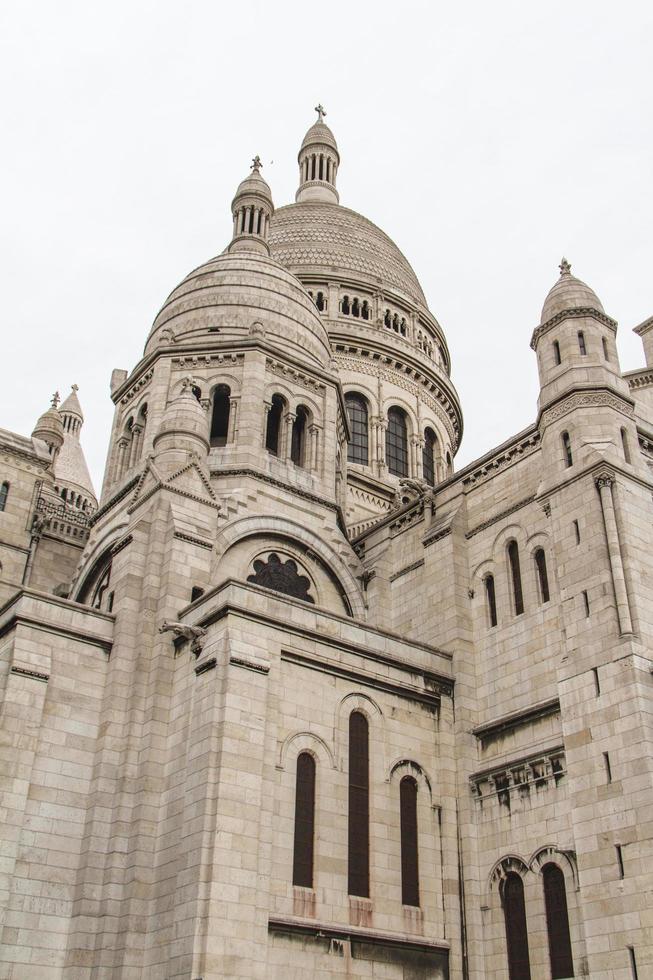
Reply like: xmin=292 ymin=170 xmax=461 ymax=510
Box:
xmin=541 ymin=261 xmax=604 ymax=324
xmin=300 ymin=121 xmax=339 ymax=154
xmin=146 ymin=251 xmax=332 ymax=368
xmin=269 ymin=202 xmax=427 ymax=306
xmin=231 ymin=168 xmax=273 ymax=209
xmin=32 ymin=405 xmax=64 ymax=450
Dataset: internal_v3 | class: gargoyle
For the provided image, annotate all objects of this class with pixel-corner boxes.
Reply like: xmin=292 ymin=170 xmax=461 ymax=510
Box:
xmin=159 ymin=621 xmax=207 ymax=657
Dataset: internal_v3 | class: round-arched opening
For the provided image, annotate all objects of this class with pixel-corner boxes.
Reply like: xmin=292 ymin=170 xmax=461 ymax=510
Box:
xmin=210 ymin=384 xmax=231 ymax=448
xmin=386 ymin=407 xmax=409 ymax=477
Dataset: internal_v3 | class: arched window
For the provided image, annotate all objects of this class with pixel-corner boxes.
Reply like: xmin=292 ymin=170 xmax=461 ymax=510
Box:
xmin=578 ymin=331 xmax=587 ymax=355
xmin=361 ymin=301 xmax=370 ymax=320
xmin=386 ymin=407 xmax=408 ymax=477
xmin=316 ymin=291 xmax=325 ymax=312
xmin=503 ymin=872 xmax=531 ymax=980
xmin=291 ymin=406 xmax=308 ymax=467
xmin=91 ymin=564 xmax=113 ymax=612
xmin=542 ymin=864 xmax=574 ymax=979
xmin=400 ymin=776 xmax=419 ymax=906
xmin=352 ymin=298 xmax=360 ymax=318
xmin=345 ymin=393 xmax=369 ymax=466
xmin=293 ymin=752 xmax=316 ymax=889
xmin=602 ymin=336 xmax=609 ymax=360
xmin=561 ymin=431 xmax=573 ymax=468
xmin=384 ymin=309 xmax=391 ymax=328
xmin=621 ymin=427 xmax=631 ymax=463
xmin=422 ymin=427 xmax=437 ymax=486
xmin=485 ymin=574 xmax=498 ymax=627
xmin=341 ymin=295 xmax=350 ymax=315
xmin=210 ymin=384 xmax=231 ymax=447
xmin=534 ymin=548 xmax=550 ymax=603
xmin=0 ymin=481 xmax=9 ymax=512
xmin=508 ymin=541 xmax=524 ymax=616
xmin=265 ymin=394 xmax=285 ymax=455
xmin=553 ymin=340 xmax=561 ymax=365
xmin=348 ymin=711 xmax=369 ymax=897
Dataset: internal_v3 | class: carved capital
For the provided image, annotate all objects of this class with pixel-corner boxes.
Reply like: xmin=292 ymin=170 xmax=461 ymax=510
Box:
xmin=595 ymin=470 xmax=615 ymax=490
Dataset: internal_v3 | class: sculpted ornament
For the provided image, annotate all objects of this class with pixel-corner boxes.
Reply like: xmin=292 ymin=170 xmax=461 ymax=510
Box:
xmin=159 ymin=621 xmax=207 ymax=657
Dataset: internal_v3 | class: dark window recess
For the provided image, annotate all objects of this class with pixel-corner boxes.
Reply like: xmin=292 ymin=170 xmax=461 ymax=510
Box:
xmin=247 ymin=552 xmax=314 ymax=603
xmin=616 ymin=844 xmax=625 ymax=878
xmin=628 ymin=946 xmax=640 ymax=980
xmin=603 ymin=752 xmax=612 ymax=783
xmin=578 ymin=330 xmax=587 ymax=355
xmin=291 ymin=406 xmax=308 ymax=467
xmin=191 ymin=586 xmax=204 ymax=602
xmin=508 ymin=541 xmax=524 ymax=616
xmin=574 ymin=520 xmax=581 ymax=544
xmin=345 ymin=394 xmax=369 ymax=466
xmin=386 ymin=407 xmax=408 ymax=477
xmin=583 ymin=590 xmax=590 ymax=617
xmin=292 ymin=752 xmax=316 ymax=888
xmin=542 ymin=864 xmax=574 ymax=980
xmin=553 ymin=340 xmax=561 ymax=365
xmin=602 ymin=336 xmax=610 ymax=361
xmin=534 ymin=548 xmax=550 ymax=603
xmin=503 ymin=872 xmax=532 ymax=980
xmin=400 ymin=776 xmax=419 ymax=906
xmin=210 ymin=384 xmax=231 ymax=447
xmin=621 ymin=428 xmax=631 ymax=464
xmin=485 ymin=575 xmax=498 ymax=627
xmin=422 ymin=427 xmax=436 ymax=487
xmin=0 ymin=481 xmax=8 ymax=512
xmin=562 ymin=431 xmax=573 ymax=467
xmin=265 ymin=394 xmax=285 ymax=455
xmin=348 ymin=711 xmax=370 ymax=897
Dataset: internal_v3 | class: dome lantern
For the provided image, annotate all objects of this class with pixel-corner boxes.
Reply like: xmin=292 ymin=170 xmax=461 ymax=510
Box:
xmin=228 ymin=156 xmax=274 ymax=256
xmin=32 ymin=391 xmax=64 ymax=459
xmin=296 ymin=105 xmax=340 ymax=205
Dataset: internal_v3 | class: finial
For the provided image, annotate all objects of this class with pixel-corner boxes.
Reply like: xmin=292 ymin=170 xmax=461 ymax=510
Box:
xmin=51 ymin=391 xmax=60 ymax=408
xmin=251 ymin=155 xmax=262 ymax=173
xmin=71 ymin=383 xmax=79 ymax=393
xmin=315 ymin=103 xmax=326 ymax=123
xmin=559 ymin=257 xmax=572 ymax=277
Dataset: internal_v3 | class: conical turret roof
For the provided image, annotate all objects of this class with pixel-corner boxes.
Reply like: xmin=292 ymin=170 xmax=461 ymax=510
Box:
xmin=54 ymin=386 xmax=97 ymax=502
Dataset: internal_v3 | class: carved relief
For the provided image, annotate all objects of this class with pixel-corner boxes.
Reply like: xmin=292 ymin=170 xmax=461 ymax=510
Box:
xmin=540 ymin=390 xmax=635 ymax=428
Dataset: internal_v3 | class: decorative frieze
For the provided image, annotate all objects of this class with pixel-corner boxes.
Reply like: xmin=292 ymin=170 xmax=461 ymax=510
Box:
xmin=540 ymin=389 xmax=635 ymax=428
xmin=119 ymin=368 xmax=154 ymax=406
xmin=460 ymin=432 xmax=540 ymax=489
xmin=471 ymin=746 xmax=567 ymax=811
xmin=265 ymin=357 xmax=326 ymax=394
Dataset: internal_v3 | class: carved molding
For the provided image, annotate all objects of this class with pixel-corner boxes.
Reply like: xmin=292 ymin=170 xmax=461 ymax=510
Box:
xmin=540 ymin=389 xmax=635 ymax=428
xmin=171 ymin=352 xmax=245 ymax=369
xmin=530 ymin=306 xmax=617 ymax=350
xmin=119 ymin=369 xmax=154 ymax=406
xmin=173 ymin=531 xmax=213 ymax=550
xmin=627 ymin=369 xmax=653 ymax=391
xmin=465 ymin=495 xmax=536 ymax=539
xmin=10 ymin=665 xmax=49 ymax=683
xmin=266 ymin=357 xmax=326 ymax=394
xmin=460 ymin=432 xmax=540 ymax=489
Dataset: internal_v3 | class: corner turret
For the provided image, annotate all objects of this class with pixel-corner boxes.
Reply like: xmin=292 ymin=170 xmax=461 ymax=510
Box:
xmin=32 ymin=392 xmax=64 ymax=463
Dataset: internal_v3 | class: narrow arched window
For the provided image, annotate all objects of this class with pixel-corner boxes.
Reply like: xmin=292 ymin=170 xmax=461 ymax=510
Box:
xmin=384 ymin=309 xmax=391 ymax=328
xmin=386 ymin=407 xmax=408 ymax=477
xmin=293 ymin=752 xmax=316 ymax=889
xmin=348 ymin=711 xmax=369 ymax=897
xmin=361 ymin=301 xmax=370 ymax=320
xmin=210 ymin=384 xmax=231 ymax=447
xmin=352 ymin=297 xmax=360 ymax=318
xmin=345 ymin=393 xmax=369 ymax=466
xmin=485 ymin=574 xmax=498 ymax=627
xmin=265 ymin=394 xmax=285 ymax=455
xmin=553 ymin=340 xmax=561 ymax=365
xmin=316 ymin=291 xmax=325 ymax=312
xmin=602 ymin=336 xmax=609 ymax=360
xmin=503 ymin=872 xmax=531 ymax=980
xmin=508 ymin=541 xmax=524 ymax=616
xmin=578 ymin=331 xmax=587 ymax=355
xmin=0 ymin=481 xmax=9 ymax=512
xmin=400 ymin=776 xmax=419 ymax=906
xmin=534 ymin=548 xmax=550 ymax=603
xmin=561 ymin=431 xmax=573 ymax=467
xmin=422 ymin=427 xmax=436 ymax=486
xmin=542 ymin=864 xmax=574 ymax=980
xmin=341 ymin=295 xmax=350 ymax=315
xmin=621 ymin=427 xmax=631 ymax=463
xmin=291 ymin=406 xmax=308 ymax=467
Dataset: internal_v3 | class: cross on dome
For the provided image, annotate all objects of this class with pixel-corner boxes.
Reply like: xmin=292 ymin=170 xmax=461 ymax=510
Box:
xmin=51 ymin=391 xmax=60 ymax=408
xmin=71 ymin=383 xmax=79 ymax=393
xmin=251 ymin=155 xmax=262 ymax=173
xmin=314 ymin=104 xmax=326 ymax=122
xmin=559 ymin=257 xmax=572 ymax=277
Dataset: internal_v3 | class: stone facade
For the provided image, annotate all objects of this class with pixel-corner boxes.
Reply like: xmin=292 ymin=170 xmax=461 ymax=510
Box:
xmin=1 ymin=110 xmax=652 ymax=979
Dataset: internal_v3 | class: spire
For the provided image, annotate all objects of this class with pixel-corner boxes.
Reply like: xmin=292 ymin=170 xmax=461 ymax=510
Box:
xmin=228 ymin=157 xmax=274 ymax=256
xmin=296 ymin=105 xmax=340 ymax=205
xmin=53 ymin=386 xmax=97 ymax=503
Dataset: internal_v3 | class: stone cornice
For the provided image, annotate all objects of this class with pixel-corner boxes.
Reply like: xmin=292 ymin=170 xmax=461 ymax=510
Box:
xmin=530 ymin=306 xmax=618 ymax=350
xmin=626 ymin=368 xmax=653 ymax=390
xmin=538 ymin=386 xmax=635 ymax=429
xmin=459 ymin=429 xmax=540 ymax=489
xmin=472 ymin=697 xmax=560 ymax=743
xmin=465 ymin=495 xmax=536 ymax=539
xmin=633 ymin=314 xmax=653 ymax=337
xmin=268 ymin=916 xmax=450 ymax=955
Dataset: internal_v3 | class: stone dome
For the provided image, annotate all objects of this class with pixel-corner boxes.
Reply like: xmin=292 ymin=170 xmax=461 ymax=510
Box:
xmin=146 ymin=251 xmax=332 ymax=369
xmin=32 ymin=402 xmax=64 ymax=451
xmin=231 ymin=168 xmax=273 ymax=206
xmin=154 ymin=383 xmax=209 ymax=450
xmin=300 ymin=121 xmax=339 ymax=155
xmin=541 ymin=260 xmax=604 ymax=324
xmin=269 ymin=202 xmax=427 ymax=307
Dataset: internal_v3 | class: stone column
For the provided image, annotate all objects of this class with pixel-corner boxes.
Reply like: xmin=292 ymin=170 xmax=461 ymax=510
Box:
xmin=128 ymin=425 xmax=143 ymax=469
xmin=309 ymin=424 xmax=320 ymax=472
xmin=228 ymin=397 xmax=238 ymax=444
xmin=595 ymin=472 xmax=633 ymax=635
xmin=284 ymin=412 xmax=296 ymax=462
xmin=262 ymin=401 xmax=272 ymax=448
xmin=115 ymin=436 xmax=130 ymax=482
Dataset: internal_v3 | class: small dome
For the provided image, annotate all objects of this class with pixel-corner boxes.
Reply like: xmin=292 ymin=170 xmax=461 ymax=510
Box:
xmin=231 ymin=164 xmax=273 ymax=211
xmin=300 ymin=121 xmax=339 ymax=156
xmin=154 ymin=382 xmax=209 ymax=450
xmin=541 ymin=258 xmax=604 ymax=324
xmin=32 ymin=397 xmax=64 ymax=450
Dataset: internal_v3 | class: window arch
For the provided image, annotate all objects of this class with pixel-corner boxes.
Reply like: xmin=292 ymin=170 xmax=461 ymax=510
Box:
xmin=561 ymin=431 xmax=573 ymax=467
xmin=345 ymin=393 xmax=369 ymax=466
xmin=210 ymin=384 xmax=231 ymax=447
xmin=508 ymin=541 xmax=524 ymax=616
xmin=502 ymin=872 xmax=531 ymax=980
xmin=0 ymin=481 xmax=9 ymax=512
xmin=542 ymin=864 xmax=574 ymax=979
xmin=485 ymin=574 xmax=498 ymax=628
xmin=422 ymin=427 xmax=437 ymax=486
xmin=386 ymin=407 xmax=408 ymax=477
xmin=602 ymin=336 xmax=609 ymax=360
xmin=265 ymin=394 xmax=285 ymax=455
xmin=348 ymin=711 xmax=369 ymax=897
xmin=400 ymin=776 xmax=419 ymax=906
xmin=577 ymin=331 xmax=587 ymax=355
xmin=534 ymin=548 xmax=550 ymax=603
xmin=292 ymin=752 xmax=316 ymax=889
xmin=291 ymin=406 xmax=309 ymax=467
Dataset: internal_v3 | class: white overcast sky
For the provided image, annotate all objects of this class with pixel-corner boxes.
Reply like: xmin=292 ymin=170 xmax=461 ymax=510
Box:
xmin=1 ymin=1 xmax=651 ymax=492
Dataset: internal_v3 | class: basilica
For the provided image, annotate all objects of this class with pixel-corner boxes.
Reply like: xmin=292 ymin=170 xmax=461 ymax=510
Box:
xmin=1 ymin=108 xmax=652 ymax=979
